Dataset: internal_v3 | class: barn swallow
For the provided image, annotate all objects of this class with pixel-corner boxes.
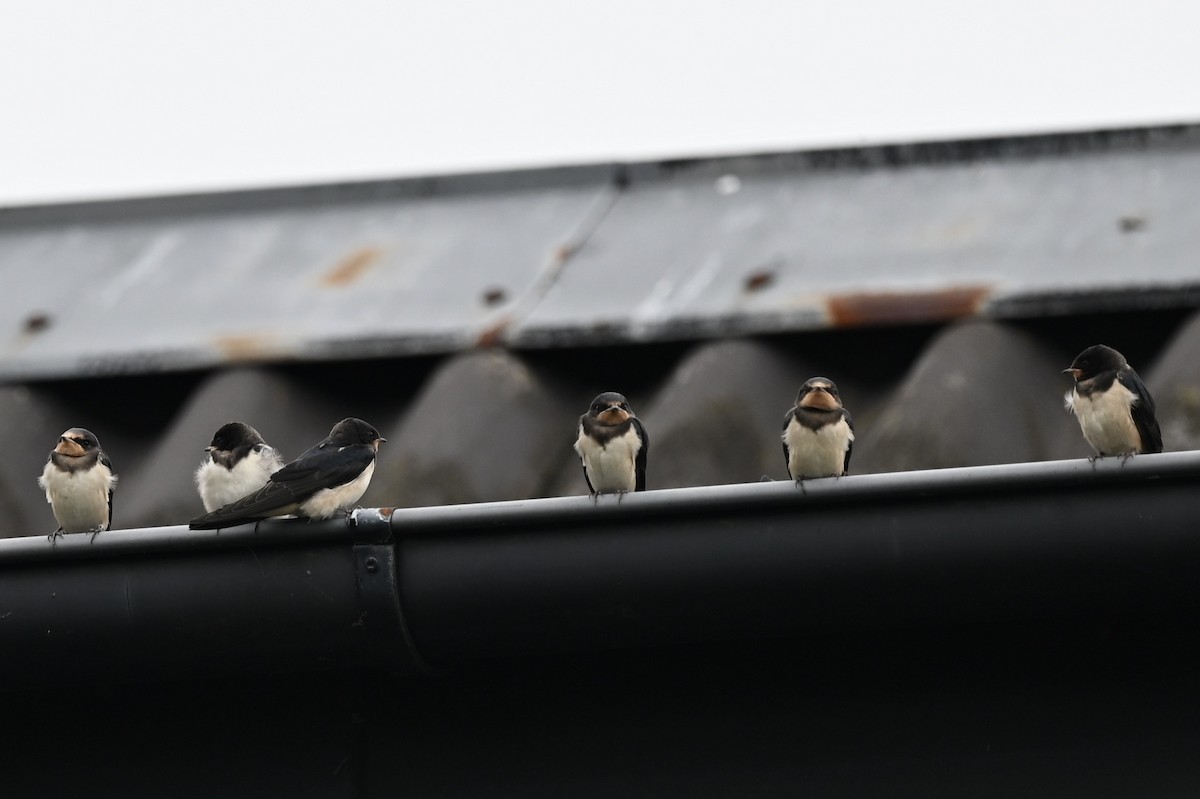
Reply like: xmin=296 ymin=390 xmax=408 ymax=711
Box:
xmin=37 ymin=427 xmax=117 ymax=541
xmin=1064 ymin=344 xmax=1162 ymax=457
xmin=574 ymin=392 xmax=648 ymax=495
xmin=188 ymin=417 xmax=385 ymax=529
xmin=782 ymin=377 xmax=854 ymax=481
xmin=194 ymin=422 xmax=285 ymax=512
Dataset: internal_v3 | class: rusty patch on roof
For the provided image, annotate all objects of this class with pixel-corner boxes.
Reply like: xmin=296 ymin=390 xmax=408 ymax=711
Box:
xmin=22 ymin=313 xmax=51 ymax=334
xmin=214 ymin=334 xmax=286 ymax=361
xmin=743 ymin=270 xmax=775 ymax=292
xmin=475 ymin=316 xmax=512 ymax=349
xmin=321 ymin=247 xmax=383 ymax=287
xmin=827 ymin=286 xmax=991 ymax=327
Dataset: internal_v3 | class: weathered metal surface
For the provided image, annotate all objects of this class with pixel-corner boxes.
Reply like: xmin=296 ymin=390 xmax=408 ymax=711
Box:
xmin=2 ymin=128 xmax=1200 ymax=381
xmin=0 ymin=178 xmax=614 ymax=379
xmin=512 ymin=141 xmax=1200 ymax=345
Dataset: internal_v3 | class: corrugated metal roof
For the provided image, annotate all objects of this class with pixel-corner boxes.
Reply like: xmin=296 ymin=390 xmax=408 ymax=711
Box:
xmin=3 ymin=126 xmax=1200 ymax=380
xmin=1 ymin=125 xmax=1199 ymax=535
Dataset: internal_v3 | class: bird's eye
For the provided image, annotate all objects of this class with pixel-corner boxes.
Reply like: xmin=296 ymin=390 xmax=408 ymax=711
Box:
xmin=621 ymin=403 xmax=630 ymax=410
xmin=592 ymin=404 xmax=603 ymax=412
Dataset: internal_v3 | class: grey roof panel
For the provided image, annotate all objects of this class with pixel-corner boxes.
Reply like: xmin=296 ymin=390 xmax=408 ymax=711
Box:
xmin=4 ymin=128 xmax=1200 ymax=381
xmin=513 ymin=143 xmax=1200 ymax=344
xmin=0 ymin=182 xmax=614 ymax=379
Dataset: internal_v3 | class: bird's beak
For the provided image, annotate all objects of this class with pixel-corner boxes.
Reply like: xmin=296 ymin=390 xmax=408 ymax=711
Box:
xmin=598 ymin=406 xmax=631 ymax=424
xmin=54 ymin=438 xmax=85 ymax=457
xmin=1063 ymin=368 xmax=1082 ymax=379
xmin=204 ymin=446 xmax=216 ymax=453
xmin=799 ymin=387 xmax=838 ymax=410
xmin=374 ymin=437 xmax=387 ymax=450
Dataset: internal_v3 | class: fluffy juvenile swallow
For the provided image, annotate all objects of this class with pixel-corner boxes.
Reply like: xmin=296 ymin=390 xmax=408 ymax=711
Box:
xmin=37 ymin=427 xmax=117 ymax=541
xmin=189 ymin=417 xmax=385 ymax=529
xmin=1064 ymin=344 xmax=1162 ymax=457
xmin=194 ymin=422 xmax=285 ymax=512
xmin=574 ymin=392 xmax=648 ymax=495
xmin=782 ymin=377 xmax=854 ymax=481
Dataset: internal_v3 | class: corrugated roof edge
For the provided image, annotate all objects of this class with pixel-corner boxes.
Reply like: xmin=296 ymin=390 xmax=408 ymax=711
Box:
xmin=3 ymin=122 xmax=1199 ymax=222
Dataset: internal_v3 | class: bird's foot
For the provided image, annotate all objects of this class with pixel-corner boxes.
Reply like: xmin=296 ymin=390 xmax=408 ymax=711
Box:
xmin=616 ymin=490 xmax=628 ymax=504
xmin=589 ymin=492 xmax=599 ymax=505
xmin=88 ymin=527 xmax=103 ymax=543
xmin=793 ymin=478 xmax=807 ymax=495
xmin=48 ymin=528 xmax=64 ymax=545
xmin=1120 ymin=452 xmax=1136 ymax=466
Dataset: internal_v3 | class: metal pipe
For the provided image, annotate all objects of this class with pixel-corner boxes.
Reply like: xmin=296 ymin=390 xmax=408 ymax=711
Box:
xmin=3 ymin=454 xmax=1199 ymax=681
xmin=389 ymin=453 xmax=1200 ymax=662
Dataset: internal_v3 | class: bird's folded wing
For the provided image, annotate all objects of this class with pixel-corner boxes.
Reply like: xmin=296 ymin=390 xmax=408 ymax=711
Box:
xmin=632 ymin=417 xmax=649 ymax=492
xmin=1118 ymin=371 xmax=1163 ymax=453
xmin=842 ymin=408 xmax=854 ymax=475
xmin=269 ymin=445 xmax=375 ymax=497
xmin=189 ymin=446 xmax=374 ymax=529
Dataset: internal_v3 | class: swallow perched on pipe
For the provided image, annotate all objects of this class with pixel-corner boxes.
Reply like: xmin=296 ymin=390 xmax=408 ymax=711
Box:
xmin=574 ymin=392 xmax=648 ymax=495
xmin=189 ymin=417 xmax=385 ymax=529
xmin=38 ymin=427 xmax=117 ymax=541
xmin=1063 ymin=344 xmax=1162 ymax=457
xmin=782 ymin=377 xmax=854 ymax=481
xmin=195 ymin=422 xmax=285 ymax=512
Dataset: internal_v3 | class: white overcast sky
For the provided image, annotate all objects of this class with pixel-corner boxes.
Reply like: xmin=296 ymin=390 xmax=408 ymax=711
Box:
xmin=1 ymin=0 xmax=1197 ymax=206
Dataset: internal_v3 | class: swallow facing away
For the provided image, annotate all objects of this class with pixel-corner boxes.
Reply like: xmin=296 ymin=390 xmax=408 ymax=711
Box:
xmin=195 ymin=422 xmax=285 ymax=512
xmin=189 ymin=417 xmax=385 ymax=529
xmin=782 ymin=377 xmax=854 ymax=481
xmin=1064 ymin=344 xmax=1162 ymax=457
xmin=574 ymin=392 xmax=648 ymax=495
xmin=38 ymin=427 xmax=117 ymax=541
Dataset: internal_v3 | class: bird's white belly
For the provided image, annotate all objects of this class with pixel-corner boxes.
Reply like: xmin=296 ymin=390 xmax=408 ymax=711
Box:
xmin=1066 ymin=384 xmax=1141 ymax=455
xmin=298 ymin=461 xmax=375 ymax=519
xmin=784 ymin=418 xmax=853 ymax=479
xmin=39 ymin=462 xmax=115 ymax=532
xmin=575 ymin=428 xmax=641 ymax=493
xmin=195 ymin=448 xmax=282 ymax=511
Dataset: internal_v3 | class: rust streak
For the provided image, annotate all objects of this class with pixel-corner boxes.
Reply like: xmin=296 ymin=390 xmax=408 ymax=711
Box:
xmin=744 ymin=270 xmax=775 ymax=292
xmin=827 ymin=286 xmax=991 ymax=328
xmin=214 ymin=335 xmax=280 ymax=361
xmin=475 ymin=316 xmax=512 ymax=349
xmin=322 ymin=247 xmax=383 ymax=287
xmin=23 ymin=312 xmax=51 ymax=333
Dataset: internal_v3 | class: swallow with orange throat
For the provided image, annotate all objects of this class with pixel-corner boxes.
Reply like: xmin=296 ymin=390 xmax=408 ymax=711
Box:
xmin=782 ymin=377 xmax=854 ymax=482
xmin=1064 ymin=344 xmax=1161 ymax=458
xmin=38 ymin=427 xmax=117 ymax=542
xmin=574 ymin=392 xmax=648 ymax=495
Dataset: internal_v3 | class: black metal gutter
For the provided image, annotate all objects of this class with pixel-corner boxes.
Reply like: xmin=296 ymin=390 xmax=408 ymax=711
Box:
xmin=0 ymin=511 xmax=424 ymax=685
xmin=2 ymin=453 xmax=1199 ymax=686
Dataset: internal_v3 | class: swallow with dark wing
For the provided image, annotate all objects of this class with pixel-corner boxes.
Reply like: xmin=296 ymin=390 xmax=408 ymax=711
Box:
xmin=38 ymin=427 xmax=117 ymax=541
xmin=195 ymin=422 xmax=285 ymax=512
xmin=573 ymin=392 xmax=648 ymax=495
xmin=782 ymin=377 xmax=854 ymax=481
xmin=1064 ymin=344 xmax=1162 ymax=457
xmin=189 ymin=417 xmax=385 ymax=529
